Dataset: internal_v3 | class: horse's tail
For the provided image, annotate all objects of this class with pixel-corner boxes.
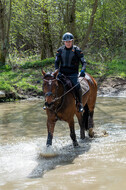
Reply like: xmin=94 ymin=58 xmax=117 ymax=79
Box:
xmin=83 ymin=103 xmax=89 ymax=131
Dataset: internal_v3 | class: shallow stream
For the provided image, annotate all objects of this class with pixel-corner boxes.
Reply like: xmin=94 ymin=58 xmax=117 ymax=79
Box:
xmin=0 ymin=97 xmax=126 ymax=190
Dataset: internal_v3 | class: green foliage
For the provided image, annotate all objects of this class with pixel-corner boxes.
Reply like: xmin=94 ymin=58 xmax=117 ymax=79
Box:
xmin=90 ymin=0 xmax=126 ymax=60
xmin=0 ymin=0 xmax=125 ymax=63
xmin=16 ymin=78 xmax=37 ymax=90
xmin=85 ymin=61 xmax=106 ymax=78
xmin=0 ymin=70 xmax=15 ymax=92
xmin=0 ymin=79 xmax=15 ymax=92
xmin=21 ymin=57 xmax=55 ymax=69
xmin=8 ymin=50 xmax=41 ymax=66
xmin=0 ymin=64 xmax=12 ymax=71
xmin=0 ymin=66 xmax=42 ymax=94
xmin=106 ymin=60 xmax=126 ymax=77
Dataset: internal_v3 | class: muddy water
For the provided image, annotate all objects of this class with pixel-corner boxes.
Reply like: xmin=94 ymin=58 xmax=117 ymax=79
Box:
xmin=0 ymin=97 xmax=126 ymax=190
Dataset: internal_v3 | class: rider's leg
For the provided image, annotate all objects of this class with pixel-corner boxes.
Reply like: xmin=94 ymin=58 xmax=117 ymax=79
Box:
xmin=75 ymin=86 xmax=83 ymax=112
xmin=68 ymin=74 xmax=83 ymax=112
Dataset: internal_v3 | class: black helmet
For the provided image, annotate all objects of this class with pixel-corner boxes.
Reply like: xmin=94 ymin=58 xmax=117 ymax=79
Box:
xmin=62 ymin=32 xmax=74 ymax=41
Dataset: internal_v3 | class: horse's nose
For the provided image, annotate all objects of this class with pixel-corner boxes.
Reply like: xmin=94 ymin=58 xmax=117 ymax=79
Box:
xmin=45 ymin=92 xmax=53 ymax=105
xmin=45 ymin=92 xmax=53 ymax=97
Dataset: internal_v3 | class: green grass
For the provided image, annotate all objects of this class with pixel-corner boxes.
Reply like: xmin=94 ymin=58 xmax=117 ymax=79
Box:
xmin=20 ymin=57 xmax=55 ymax=69
xmin=106 ymin=60 xmax=126 ymax=77
xmin=86 ymin=59 xmax=126 ymax=78
xmin=0 ymin=68 xmax=42 ymax=94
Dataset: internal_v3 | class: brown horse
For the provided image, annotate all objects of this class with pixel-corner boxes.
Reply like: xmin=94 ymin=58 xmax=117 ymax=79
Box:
xmin=42 ymin=69 xmax=97 ymax=147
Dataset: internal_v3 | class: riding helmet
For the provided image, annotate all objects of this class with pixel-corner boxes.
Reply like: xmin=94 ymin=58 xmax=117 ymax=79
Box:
xmin=62 ymin=32 xmax=74 ymax=41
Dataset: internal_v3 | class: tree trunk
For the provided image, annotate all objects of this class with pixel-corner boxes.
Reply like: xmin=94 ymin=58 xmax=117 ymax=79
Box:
xmin=0 ymin=0 xmax=5 ymax=64
xmin=81 ymin=0 xmax=98 ymax=49
xmin=41 ymin=6 xmax=54 ymax=60
xmin=65 ymin=0 xmax=77 ymax=41
xmin=0 ymin=0 xmax=12 ymax=65
xmin=70 ymin=0 xmax=78 ymax=43
xmin=56 ymin=0 xmax=77 ymax=48
xmin=41 ymin=33 xmax=47 ymax=60
xmin=69 ymin=0 xmax=76 ymax=32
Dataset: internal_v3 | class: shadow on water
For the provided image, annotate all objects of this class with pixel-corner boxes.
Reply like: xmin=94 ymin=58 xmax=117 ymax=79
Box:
xmin=29 ymin=137 xmax=92 ymax=178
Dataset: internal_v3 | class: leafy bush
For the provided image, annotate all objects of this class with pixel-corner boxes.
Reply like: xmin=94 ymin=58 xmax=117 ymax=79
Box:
xmin=106 ymin=60 xmax=126 ymax=77
xmin=0 ymin=79 xmax=15 ymax=92
xmin=21 ymin=57 xmax=55 ymax=69
xmin=0 ymin=64 xmax=12 ymax=71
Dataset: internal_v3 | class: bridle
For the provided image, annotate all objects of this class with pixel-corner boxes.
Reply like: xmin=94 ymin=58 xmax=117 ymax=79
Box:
xmin=43 ymin=75 xmax=61 ymax=109
xmin=43 ymin=78 xmax=57 ymax=98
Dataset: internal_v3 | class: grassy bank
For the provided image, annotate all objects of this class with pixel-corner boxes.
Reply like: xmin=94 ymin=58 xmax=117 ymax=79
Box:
xmin=0 ymin=58 xmax=126 ymax=101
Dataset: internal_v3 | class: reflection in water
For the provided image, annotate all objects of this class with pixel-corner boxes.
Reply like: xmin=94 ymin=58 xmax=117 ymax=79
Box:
xmin=0 ymin=97 xmax=126 ymax=190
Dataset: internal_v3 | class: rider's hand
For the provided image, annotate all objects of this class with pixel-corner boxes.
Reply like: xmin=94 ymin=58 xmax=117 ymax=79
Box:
xmin=80 ymin=70 xmax=85 ymax=77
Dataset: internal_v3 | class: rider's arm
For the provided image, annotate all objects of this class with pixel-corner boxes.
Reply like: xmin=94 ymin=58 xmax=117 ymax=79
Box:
xmin=55 ymin=49 xmax=61 ymax=70
xmin=76 ymin=47 xmax=87 ymax=71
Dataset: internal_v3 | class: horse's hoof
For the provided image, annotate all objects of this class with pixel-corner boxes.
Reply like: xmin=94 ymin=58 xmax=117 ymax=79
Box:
xmin=88 ymin=128 xmax=94 ymax=138
xmin=80 ymin=134 xmax=85 ymax=140
xmin=73 ymin=141 xmax=79 ymax=147
xmin=46 ymin=144 xmax=52 ymax=147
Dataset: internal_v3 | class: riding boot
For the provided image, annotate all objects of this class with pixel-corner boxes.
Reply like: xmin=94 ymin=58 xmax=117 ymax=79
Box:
xmin=76 ymin=88 xmax=83 ymax=112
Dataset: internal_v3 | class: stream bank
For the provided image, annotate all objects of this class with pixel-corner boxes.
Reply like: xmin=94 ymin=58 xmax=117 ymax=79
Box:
xmin=0 ymin=77 xmax=126 ymax=102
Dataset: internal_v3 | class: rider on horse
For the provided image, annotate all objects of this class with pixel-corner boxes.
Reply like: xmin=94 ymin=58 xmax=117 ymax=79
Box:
xmin=55 ymin=32 xmax=87 ymax=112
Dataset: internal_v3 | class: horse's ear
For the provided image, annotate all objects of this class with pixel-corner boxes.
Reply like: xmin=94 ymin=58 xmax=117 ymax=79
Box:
xmin=53 ymin=69 xmax=59 ymax=78
xmin=41 ymin=69 xmax=46 ymax=77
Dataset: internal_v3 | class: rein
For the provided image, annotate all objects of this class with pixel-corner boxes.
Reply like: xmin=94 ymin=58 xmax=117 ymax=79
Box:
xmin=52 ymin=77 xmax=84 ymax=103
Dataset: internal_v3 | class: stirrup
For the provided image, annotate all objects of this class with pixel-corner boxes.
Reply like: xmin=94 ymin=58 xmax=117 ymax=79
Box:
xmin=43 ymin=106 xmax=46 ymax=110
xmin=78 ymin=103 xmax=83 ymax=112
xmin=79 ymin=106 xmax=83 ymax=112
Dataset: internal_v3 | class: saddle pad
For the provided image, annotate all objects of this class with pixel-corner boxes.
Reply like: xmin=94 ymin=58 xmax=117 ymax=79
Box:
xmin=79 ymin=77 xmax=89 ymax=95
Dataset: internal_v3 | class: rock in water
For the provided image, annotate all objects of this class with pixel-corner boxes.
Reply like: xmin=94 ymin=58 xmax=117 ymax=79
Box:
xmin=0 ymin=91 xmax=5 ymax=98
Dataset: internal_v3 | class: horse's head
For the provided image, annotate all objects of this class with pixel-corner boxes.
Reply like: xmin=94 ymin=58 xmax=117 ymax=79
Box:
xmin=42 ymin=69 xmax=59 ymax=108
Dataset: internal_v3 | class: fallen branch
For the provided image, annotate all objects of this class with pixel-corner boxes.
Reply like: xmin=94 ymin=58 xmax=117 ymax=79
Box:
xmin=113 ymin=82 xmax=126 ymax=88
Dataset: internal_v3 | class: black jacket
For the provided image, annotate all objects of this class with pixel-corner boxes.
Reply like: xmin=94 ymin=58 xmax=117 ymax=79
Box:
xmin=55 ymin=45 xmax=86 ymax=75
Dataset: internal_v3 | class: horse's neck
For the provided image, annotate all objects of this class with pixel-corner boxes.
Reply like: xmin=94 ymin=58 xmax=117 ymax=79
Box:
xmin=57 ymin=80 xmax=64 ymax=97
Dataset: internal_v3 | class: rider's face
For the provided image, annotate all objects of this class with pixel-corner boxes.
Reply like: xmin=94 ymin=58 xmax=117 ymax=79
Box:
xmin=64 ymin=40 xmax=73 ymax=48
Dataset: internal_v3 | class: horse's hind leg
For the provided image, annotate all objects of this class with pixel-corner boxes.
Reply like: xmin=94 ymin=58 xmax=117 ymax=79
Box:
xmin=83 ymin=104 xmax=89 ymax=131
xmin=76 ymin=112 xmax=85 ymax=140
xmin=88 ymin=110 xmax=95 ymax=138
xmin=87 ymin=90 xmax=97 ymax=138
xmin=68 ymin=119 xmax=79 ymax=147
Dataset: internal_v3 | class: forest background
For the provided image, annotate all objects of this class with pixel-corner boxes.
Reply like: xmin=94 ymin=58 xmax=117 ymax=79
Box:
xmin=0 ymin=0 xmax=126 ymax=100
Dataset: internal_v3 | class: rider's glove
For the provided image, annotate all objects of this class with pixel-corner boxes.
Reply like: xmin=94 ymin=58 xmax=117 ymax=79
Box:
xmin=80 ymin=69 xmax=85 ymax=77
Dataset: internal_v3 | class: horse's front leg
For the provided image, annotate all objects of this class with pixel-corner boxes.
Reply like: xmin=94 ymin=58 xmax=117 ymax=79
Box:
xmin=46 ymin=119 xmax=56 ymax=146
xmin=68 ymin=119 xmax=79 ymax=147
